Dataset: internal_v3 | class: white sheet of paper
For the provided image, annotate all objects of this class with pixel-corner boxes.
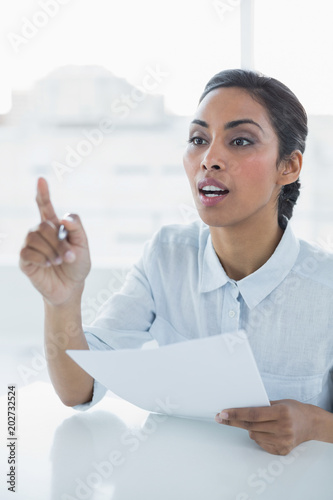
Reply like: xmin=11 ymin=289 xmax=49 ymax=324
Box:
xmin=67 ymin=331 xmax=270 ymax=421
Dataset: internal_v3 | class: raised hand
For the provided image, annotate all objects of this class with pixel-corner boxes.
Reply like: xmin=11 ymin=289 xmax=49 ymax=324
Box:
xmin=19 ymin=177 xmax=91 ymax=306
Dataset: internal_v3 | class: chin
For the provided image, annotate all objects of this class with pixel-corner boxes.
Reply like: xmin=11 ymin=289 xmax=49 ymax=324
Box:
xmin=196 ymin=209 xmax=229 ymax=228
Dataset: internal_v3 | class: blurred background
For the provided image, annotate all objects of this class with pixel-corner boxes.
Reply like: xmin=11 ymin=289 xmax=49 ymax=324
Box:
xmin=1 ymin=0 xmax=333 ymax=389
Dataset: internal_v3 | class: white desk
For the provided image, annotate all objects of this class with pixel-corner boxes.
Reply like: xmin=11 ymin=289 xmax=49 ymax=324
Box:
xmin=1 ymin=381 xmax=333 ymax=500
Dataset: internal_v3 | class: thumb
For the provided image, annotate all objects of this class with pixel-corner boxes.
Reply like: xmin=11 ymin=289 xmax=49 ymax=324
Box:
xmin=59 ymin=213 xmax=88 ymax=247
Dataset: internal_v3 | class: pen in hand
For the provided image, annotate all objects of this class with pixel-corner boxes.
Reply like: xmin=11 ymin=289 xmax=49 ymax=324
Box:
xmin=58 ymin=224 xmax=68 ymax=241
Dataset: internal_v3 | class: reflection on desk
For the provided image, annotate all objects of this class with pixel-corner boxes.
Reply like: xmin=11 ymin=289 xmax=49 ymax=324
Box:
xmin=1 ymin=381 xmax=333 ymax=500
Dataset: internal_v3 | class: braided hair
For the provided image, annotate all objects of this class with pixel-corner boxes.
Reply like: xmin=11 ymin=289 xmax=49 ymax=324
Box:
xmin=199 ymin=69 xmax=308 ymax=230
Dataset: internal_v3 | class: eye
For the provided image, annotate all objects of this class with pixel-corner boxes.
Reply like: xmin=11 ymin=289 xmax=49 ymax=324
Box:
xmin=187 ymin=136 xmax=208 ymax=146
xmin=231 ymin=137 xmax=253 ymax=147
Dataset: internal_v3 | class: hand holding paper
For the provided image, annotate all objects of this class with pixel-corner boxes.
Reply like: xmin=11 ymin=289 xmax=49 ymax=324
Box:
xmin=67 ymin=331 xmax=270 ymax=421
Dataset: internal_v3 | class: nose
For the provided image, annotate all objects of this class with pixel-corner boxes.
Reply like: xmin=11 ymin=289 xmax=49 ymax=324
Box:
xmin=200 ymin=143 xmax=225 ymax=171
xmin=201 ymin=162 xmax=221 ymax=171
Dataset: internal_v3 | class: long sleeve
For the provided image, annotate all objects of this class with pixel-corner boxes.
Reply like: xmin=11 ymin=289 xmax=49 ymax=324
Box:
xmin=74 ymin=235 xmax=158 ymax=410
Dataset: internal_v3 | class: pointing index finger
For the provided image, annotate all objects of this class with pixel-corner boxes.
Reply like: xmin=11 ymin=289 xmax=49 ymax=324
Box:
xmin=35 ymin=177 xmax=59 ymax=224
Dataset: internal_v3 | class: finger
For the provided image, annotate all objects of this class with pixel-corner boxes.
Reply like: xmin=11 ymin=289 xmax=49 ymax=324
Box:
xmin=24 ymin=229 xmax=63 ymax=266
xmin=45 ymin=220 xmax=57 ymax=231
xmin=59 ymin=213 xmax=88 ymax=247
xmin=214 ymin=414 xmax=272 ymax=431
xmin=25 ymin=222 xmax=75 ymax=264
xmin=248 ymin=430 xmax=273 ymax=441
xmin=35 ymin=177 xmax=59 ymax=224
xmin=270 ymin=399 xmax=291 ymax=406
xmin=20 ymin=246 xmax=53 ymax=271
xmin=248 ymin=433 xmax=292 ymax=456
xmin=38 ymin=220 xmax=66 ymax=248
xmin=218 ymin=416 xmax=281 ymax=433
xmin=215 ymin=406 xmax=277 ymax=425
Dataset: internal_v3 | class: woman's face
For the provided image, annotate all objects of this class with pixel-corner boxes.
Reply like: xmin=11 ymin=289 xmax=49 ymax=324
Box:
xmin=183 ymin=86 xmax=284 ymax=229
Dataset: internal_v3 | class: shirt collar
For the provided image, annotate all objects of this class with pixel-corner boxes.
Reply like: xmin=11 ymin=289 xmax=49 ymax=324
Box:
xmin=199 ymin=223 xmax=300 ymax=309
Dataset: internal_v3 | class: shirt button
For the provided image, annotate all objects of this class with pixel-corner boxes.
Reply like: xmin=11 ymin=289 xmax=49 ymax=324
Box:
xmin=228 ymin=310 xmax=236 ymax=318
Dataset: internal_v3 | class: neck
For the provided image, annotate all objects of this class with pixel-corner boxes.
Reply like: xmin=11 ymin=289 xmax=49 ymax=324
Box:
xmin=210 ymin=214 xmax=284 ymax=281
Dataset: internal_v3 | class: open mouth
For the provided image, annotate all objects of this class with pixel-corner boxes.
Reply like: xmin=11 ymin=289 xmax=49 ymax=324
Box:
xmin=199 ymin=185 xmax=229 ymax=197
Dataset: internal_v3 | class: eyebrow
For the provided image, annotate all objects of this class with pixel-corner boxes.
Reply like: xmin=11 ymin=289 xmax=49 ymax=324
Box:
xmin=190 ymin=118 xmax=264 ymax=133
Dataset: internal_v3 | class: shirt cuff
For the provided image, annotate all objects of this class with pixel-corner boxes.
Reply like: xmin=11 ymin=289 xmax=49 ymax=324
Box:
xmin=72 ymin=331 xmax=111 ymax=412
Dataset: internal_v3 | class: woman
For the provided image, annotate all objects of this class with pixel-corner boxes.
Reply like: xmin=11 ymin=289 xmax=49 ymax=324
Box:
xmin=19 ymin=69 xmax=333 ymax=456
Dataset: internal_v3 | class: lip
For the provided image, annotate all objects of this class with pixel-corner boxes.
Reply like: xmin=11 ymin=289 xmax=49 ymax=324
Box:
xmin=197 ymin=177 xmax=229 ymax=207
xmin=197 ymin=178 xmax=229 ymax=191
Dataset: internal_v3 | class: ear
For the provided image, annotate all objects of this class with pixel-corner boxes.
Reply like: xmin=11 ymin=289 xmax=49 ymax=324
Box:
xmin=277 ymin=150 xmax=303 ymax=186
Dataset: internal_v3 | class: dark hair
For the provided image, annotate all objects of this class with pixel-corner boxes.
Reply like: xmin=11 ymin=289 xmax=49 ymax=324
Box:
xmin=199 ymin=69 xmax=308 ymax=230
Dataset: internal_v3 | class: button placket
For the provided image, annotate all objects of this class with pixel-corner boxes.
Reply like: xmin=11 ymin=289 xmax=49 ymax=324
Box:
xmin=221 ymin=281 xmax=241 ymax=332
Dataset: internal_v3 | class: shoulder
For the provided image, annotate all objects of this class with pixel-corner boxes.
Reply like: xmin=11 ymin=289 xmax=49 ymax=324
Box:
xmin=141 ymin=220 xmax=209 ymax=274
xmin=149 ymin=219 xmax=209 ymax=250
xmin=293 ymin=237 xmax=333 ymax=290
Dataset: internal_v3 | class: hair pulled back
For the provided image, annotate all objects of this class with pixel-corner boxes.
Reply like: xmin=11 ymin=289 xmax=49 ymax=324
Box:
xmin=199 ymin=69 xmax=308 ymax=229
